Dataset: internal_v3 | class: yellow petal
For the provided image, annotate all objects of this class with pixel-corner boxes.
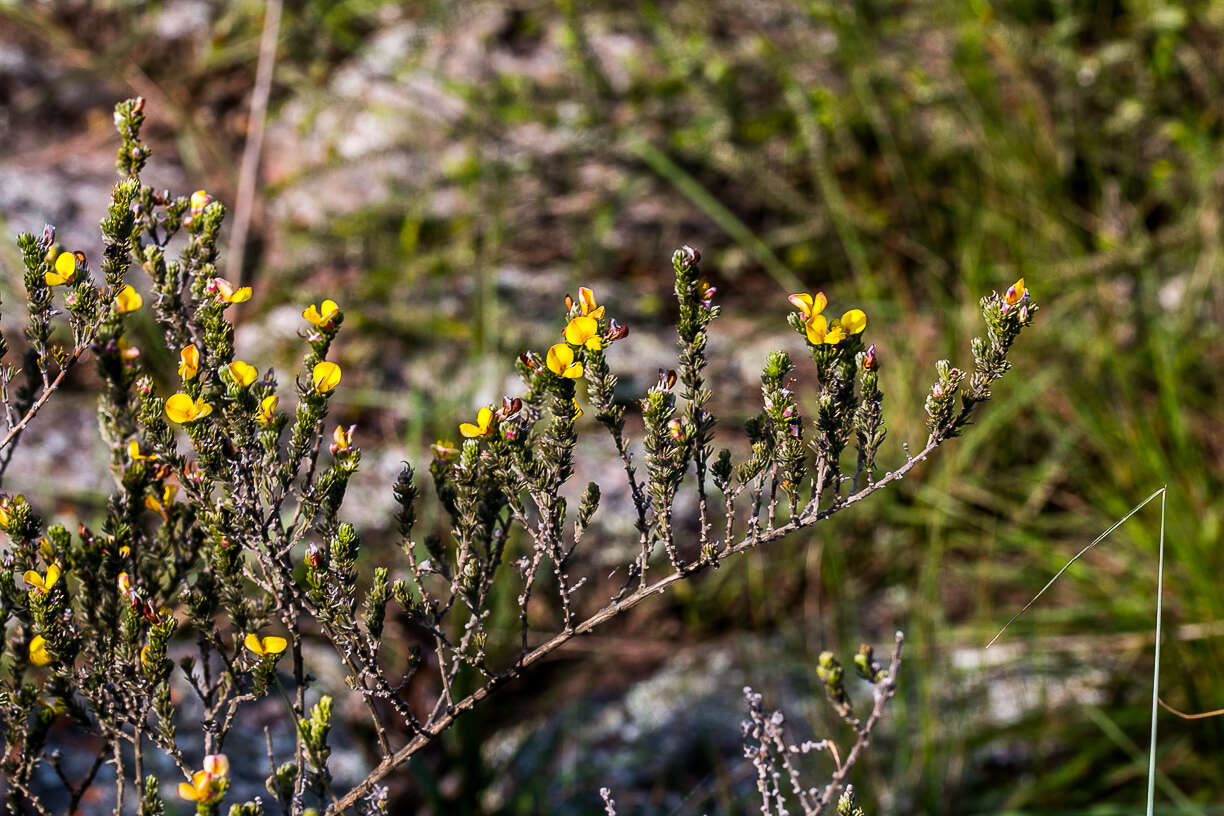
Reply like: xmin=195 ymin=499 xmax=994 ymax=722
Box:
xmin=1004 ymin=277 xmax=1026 ymax=306
xmin=44 ymin=563 xmax=60 ymax=590
xmin=165 ymin=393 xmax=204 ymax=423
xmin=29 ymin=635 xmax=51 ymax=666
xmin=190 ymin=190 xmax=211 ymax=213
xmin=571 ymin=398 xmax=583 ymax=420
xmin=476 ymin=406 xmax=494 ymax=432
xmin=804 ymin=314 xmax=828 ymax=345
xmin=840 ymin=309 xmax=867 ymax=335
xmin=563 ymin=362 xmax=583 ymax=378
xmin=258 ymin=395 xmax=278 ymax=424
xmin=178 ymin=782 xmax=200 ymax=801
xmin=787 ymin=293 xmax=813 ymax=314
xmin=824 ymin=326 xmax=847 ymax=345
xmin=303 ymin=300 xmax=339 ymax=326
xmin=228 ymin=360 xmax=258 ymax=387
xmin=312 ymin=361 xmax=341 ymax=393
xmin=231 ymin=286 xmax=252 ymax=303
xmin=115 ymin=285 xmax=143 ymax=313
xmin=546 ymin=343 xmax=575 ymax=375
xmin=262 ymin=636 xmax=287 ymax=655
xmin=178 ymin=345 xmax=199 ymax=381
xmin=244 ymin=633 xmax=265 ymax=656
xmin=23 ymin=570 xmax=43 ymax=590
xmin=458 ymin=422 xmax=482 ymax=438
xmin=48 ymin=251 xmax=77 ymax=286
xmin=564 ymin=315 xmax=599 ymax=346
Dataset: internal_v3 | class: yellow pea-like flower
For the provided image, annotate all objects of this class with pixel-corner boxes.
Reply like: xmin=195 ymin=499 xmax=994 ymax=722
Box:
xmin=189 ymin=190 xmax=212 ymax=215
xmin=115 ymin=284 xmax=143 ymax=313
xmin=128 ymin=440 xmax=156 ymax=461
xmin=332 ymin=424 xmax=353 ymax=451
xmin=788 ymin=292 xmax=827 ymax=320
xmin=546 ymin=343 xmax=584 ymax=378
xmin=839 ymin=309 xmax=867 ymax=335
xmin=1003 ymin=277 xmax=1026 ymax=306
xmin=303 ymin=299 xmax=340 ymax=327
xmin=563 ymin=316 xmax=602 ymax=351
xmin=459 ymin=406 xmax=495 ymax=438
xmin=29 ymin=635 xmax=52 ymax=667
xmin=178 ymin=344 xmax=199 ymax=381
xmin=165 ymin=393 xmax=213 ymax=423
xmin=46 ymin=251 xmax=77 ymax=286
xmin=178 ymin=754 xmax=228 ymax=803
xmin=312 ymin=361 xmax=341 ymax=393
xmin=228 ymin=360 xmax=258 ymax=388
xmin=244 ymin=633 xmax=288 ymax=657
xmin=23 ymin=563 xmax=61 ymax=593
xmin=257 ymin=394 xmax=278 ymax=425
xmin=577 ymin=286 xmax=605 ymax=319
xmin=212 ymin=277 xmax=252 ymax=305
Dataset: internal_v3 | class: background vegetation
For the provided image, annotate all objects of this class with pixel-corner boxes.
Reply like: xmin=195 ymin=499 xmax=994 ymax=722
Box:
xmin=1 ymin=0 xmax=1221 ymax=813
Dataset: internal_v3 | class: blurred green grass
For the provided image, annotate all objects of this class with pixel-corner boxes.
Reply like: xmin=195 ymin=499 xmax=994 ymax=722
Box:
xmin=3 ymin=0 xmax=1224 ymax=813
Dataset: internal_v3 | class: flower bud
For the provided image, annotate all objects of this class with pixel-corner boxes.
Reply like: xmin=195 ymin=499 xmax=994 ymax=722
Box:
xmin=863 ymin=344 xmax=878 ymax=371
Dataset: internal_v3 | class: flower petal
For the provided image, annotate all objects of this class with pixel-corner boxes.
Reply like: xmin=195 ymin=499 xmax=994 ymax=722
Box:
xmin=243 ymin=633 xmax=265 ymax=655
xmin=564 ymin=315 xmax=598 ymax=346
xmin=262 ymin=636 xmax=287 ymax=655
xmin=804 ymin=314 xmax=828 ymax=345
xmin=115 ymin=285 xmax=142 ymax=313
xmin=165 ymin=393 xmax=199 ymax=423
xmin=312 ymin=361 xmax=341 ymax=393
xmin=840 ymin=309 xmax=867 ymax=335
xmin=546 ymin=343 xmax=575 ymax=376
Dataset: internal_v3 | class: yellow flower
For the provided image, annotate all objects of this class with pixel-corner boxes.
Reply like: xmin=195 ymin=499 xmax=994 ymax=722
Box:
xmin=145 ymin=484 xmax=178 ymax=519
xmin=563 ymin=315 xmax=602 ymax=351
xmin=119 ymin=545 xmax=131 ymax=558
xmin=1003 ymin=277 xmax=1026 ymax=306
xmin=0 ymin=500 xmax=9 ymax=530
xmin=303 ymin=299 xmax=340 ymax=327
xmin=23 ymin=563 xmax=61 ymax=593
xmin=312 ymin=361 xmax=341 ymax=393
xmin=244 ymin=633 xmax=288 ymax=657
xmin=165 ymin=393 xmax=213 ymax=423
xmin=432 ymin=439 xmax=458 ymax=458
xmin=140 ymin=644 xmax=152 ymax=667
xmin=839 ymin=309 xmax=867 ymax=335
xmin=189 ymin=190 xmax=213 ymax=216
xmin=257 ymin=395 xmax=278 ymax=425
xmin=577 ymin=286 xmax=605 ymax=319
xmin=332 ymin=424 xmax=353 ymax=451
xmin=804 ymin=309 xmax=866 ymax=345
xmin=178 ymin=344 xmax=199 ymax=381
xmin=459 ymin=406 xmax=495 ymax=438
xmin=788 ymin=292 xmax=827 ymax=320
xmin=128 ymin=440 xmax=156 ymax=461
xmin=178 ymin=754 xmax=228 ymax=803
xmin=115 ymin=285 xmax=143 ymax=313
xmin=571 ymin=398 xmax=583 ymax=420
xmin=29 ymin=635 xmax=52 ymax=667
xmin=804 ymin=314 xmax=842 ymax=345
xmin=546 ymin=343 xmax=584 ymax=378
xmin=211 ymin=277 xmax=252 ymax=305
xmin=228 ymin=360 xmax=258 ymax=388
xmin=46 ymin=251 xmax=77 ymax=286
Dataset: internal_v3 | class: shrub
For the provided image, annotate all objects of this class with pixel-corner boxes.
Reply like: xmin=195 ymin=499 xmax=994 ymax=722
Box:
xmin=0 ymin=99 xmax=1036 ymax=815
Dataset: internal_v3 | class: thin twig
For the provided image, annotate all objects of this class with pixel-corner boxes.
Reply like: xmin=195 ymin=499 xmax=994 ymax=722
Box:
xmin=226 ymin=0 xmax=282 ymax=283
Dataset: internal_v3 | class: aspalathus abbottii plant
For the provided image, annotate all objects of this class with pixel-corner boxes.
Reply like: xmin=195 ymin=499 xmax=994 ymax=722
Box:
xmin=0 ymin=99 xmax=1036 ymax=815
